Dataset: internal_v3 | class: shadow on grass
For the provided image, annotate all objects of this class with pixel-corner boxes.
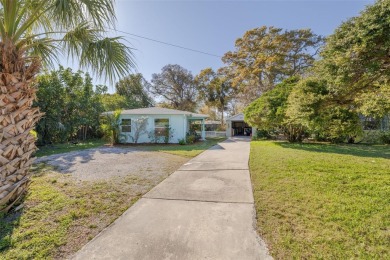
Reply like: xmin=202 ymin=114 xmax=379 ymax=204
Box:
xmin=274 ymin=142 xmax=390 ymax=159
xmin=0 ymin=207 xmax=23 ymax=253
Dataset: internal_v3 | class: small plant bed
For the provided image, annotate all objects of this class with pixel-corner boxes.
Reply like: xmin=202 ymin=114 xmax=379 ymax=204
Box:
xmin=250 ymin=141 xmax=390 ymax=259
xmin=35 ymin=139 xmax=106 ymax=157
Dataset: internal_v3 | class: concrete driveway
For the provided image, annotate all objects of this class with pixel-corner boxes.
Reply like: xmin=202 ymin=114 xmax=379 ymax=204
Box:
xmin=73 ymin=137 xmax=271 ymax=260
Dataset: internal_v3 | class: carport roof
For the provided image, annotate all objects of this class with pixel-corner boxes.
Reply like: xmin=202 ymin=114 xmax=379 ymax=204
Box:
xmin=226 ymin=113 xmax=244 ymax=122
xmin=103 ymin=107 xmax=208 ymax=118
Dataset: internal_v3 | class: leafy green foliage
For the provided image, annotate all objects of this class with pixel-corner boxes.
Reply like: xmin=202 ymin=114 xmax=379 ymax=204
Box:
xmin=0 ymin=0 xmax=135 ymax=84
xmin=195 ymin=68 xmax=234 ymax=125
xmin=244 ymin=77 xmax=306 ymax=142
xmin=286 ymin=78 xmax=363 ymax=143
xmin=115 ymin=74 xmax=154 ymax=109
xmin=379 ymin=131 xmax=390 ymax=144
xmin=100 ymin=93 xmax=128 ymax=112
xmin=313 ymin=0 xmax=390 ymax=118
xmin=185 ymin=134 xmax=196 ymax=144
xmin=178 ymin=138 xmax=186 ymax=145
xmin=252 ymin=129 xmax=271 ymax=140
xmin=244 ymin=1 xmax=390 ymax=143
xmin=34 ymin=67 xmax=105 ymax=144
xmin=100 ymin=110 xmax=122 ymax=144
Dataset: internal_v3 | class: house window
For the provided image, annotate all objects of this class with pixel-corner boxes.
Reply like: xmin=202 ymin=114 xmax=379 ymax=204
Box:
xmin=155 ymin=118 xmax=169 ymax=136
xmin=121 ymin=119 xmax=131 ymax=132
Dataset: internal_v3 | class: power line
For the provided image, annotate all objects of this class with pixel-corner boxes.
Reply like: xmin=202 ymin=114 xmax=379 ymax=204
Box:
xmin=108 ymin=28 xmax=223 ymax=58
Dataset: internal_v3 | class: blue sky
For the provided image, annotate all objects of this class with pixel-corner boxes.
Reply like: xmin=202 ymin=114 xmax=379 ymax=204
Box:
xmin=64 ymin=0 xmax=375 ymax=87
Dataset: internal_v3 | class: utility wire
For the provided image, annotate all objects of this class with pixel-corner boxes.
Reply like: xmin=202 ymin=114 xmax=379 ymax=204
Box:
xmin=108 ymin=28 xmax=223 ymax=58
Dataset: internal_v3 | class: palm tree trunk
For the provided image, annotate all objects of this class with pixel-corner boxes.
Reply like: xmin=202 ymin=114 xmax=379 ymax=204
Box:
xmin=0 ymin=41 xmax=42 ymax=213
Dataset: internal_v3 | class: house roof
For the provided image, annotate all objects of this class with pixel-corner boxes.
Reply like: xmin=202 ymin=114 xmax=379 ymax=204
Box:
xmin=226 ymin=113 xmax=244 ymax=122
xmin=104 ymin=107 xmax=208 ymax=118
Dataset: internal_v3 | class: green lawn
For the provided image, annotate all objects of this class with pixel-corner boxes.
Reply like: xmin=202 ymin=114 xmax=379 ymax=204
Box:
xmin=35 ymin=139 xmax=106 ymax=157
xmin=35 ymin=138 xmax=225 ymax=158
xmin=137 ymin=137 xmax=226 ymax=157
xmin=250 ymin=141 xmax=390 ymax=259
xmin=0 ymin=164 xmax=143 ymax=259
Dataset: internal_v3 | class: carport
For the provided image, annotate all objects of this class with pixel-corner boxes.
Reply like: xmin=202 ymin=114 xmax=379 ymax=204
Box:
xmin=226 ymin=113 xmax=254 ymax=137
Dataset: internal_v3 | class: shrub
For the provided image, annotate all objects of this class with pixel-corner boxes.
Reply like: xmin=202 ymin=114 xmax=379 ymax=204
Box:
xmin=178 ymin=138 xmax=186 ymax=145
xmin=164 ymin=126 xmax=175 ymax=144
xmin=379 ymin=132 xmax=390 ymax=144
xmin=100 ymin=110 xmax=122 ymax=144
xmin=148 ymin=130 xmax=163 ymax=143
xmin=253 ymin=129 xmax=271 ymax=140
xmin=186 ymin=134 xmax=196 ymax=144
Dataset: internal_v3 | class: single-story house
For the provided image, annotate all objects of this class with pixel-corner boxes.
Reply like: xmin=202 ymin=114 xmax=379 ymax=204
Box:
xmin=226 ymin=113 xmax=256 ymax=137
xmin=104 ymin=107 xmax=208 ymax=143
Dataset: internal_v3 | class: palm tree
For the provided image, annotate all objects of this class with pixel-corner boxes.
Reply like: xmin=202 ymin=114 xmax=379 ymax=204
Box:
xmin=0 ymin=0 xmax=135 ymax=212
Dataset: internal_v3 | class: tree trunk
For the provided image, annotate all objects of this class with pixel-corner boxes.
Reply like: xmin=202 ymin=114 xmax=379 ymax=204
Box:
xmin=221 ymin=107 xmax=224 ymax=128
xmin=0 ymin=41 xmax=42 ymax=213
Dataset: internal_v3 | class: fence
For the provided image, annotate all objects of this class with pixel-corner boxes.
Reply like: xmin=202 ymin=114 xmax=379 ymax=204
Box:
xmin=204 ymin=131 xmax=226 ymax=138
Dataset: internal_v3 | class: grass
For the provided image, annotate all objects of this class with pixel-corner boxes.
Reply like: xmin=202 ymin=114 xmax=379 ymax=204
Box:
xmin=137 ymin=137 xmax=226 ymax=157
xmin=0 ymin=164 xmax=149 ymax=259
xmin=35 ymin=139 xmax=106 ymax=157
xmin=34 ymin=138 xmax=225 ymax=158
xmin=250 ymin=141 xmax=390 ymax=259
xmin=0 ymin=138 xmax=224 ymax=259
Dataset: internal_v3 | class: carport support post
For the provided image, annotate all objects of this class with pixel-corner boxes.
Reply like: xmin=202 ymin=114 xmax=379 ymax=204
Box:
xmin=201 ymin=119 xmax=206 ymax=140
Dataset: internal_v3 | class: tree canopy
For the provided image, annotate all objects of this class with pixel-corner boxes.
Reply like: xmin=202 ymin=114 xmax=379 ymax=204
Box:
xmin=115 ymin=73 xmax=154 ymax=109
xmin=150 ymin=64 xmax=198 ymax=112
xmin=222 ymin=26 xmax=323 ymax=104
xmin=195 ymin=68 xmax=234 ymax=125
xmin=244 ymin=0 xmax=390 ymax=143
xmin=244 ymin=77 xmax=307 ymax=142
xmin=315 ymin=0 xmax=390 ymax=116
xmin=34 ymin=67 xmax=105 ymax=144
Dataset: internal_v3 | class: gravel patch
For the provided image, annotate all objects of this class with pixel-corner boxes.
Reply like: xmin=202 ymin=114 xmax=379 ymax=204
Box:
xmin=35 ymin=146 xmax=189 ymax=182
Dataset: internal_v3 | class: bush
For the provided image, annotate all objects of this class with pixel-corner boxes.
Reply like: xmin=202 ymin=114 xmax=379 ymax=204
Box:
xmin=178 ymin=138 xmax=186 ymax=145
xmin=186 ymin=134 xmax=196 ymax=144
xmin=148 ymin=131 xmax=163 ymax=143
xmin=379 ymin=132 xmax=390 ymax=144
xmin=164 ymin=126 xmax=175 ymax=144
xmin=252 ymin=129 xmax=271 ymax=140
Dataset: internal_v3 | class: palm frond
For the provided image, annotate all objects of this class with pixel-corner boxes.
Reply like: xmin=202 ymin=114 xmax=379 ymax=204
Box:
xmin=46 ymin=0 xmax=116 ymax=30
xmin=27 ymin=37 xmax=61 ymax=68
xmin=62 ymin=22 xmax=99 ymax=58
xmin=78 ymin=36 xmax=136 ymax=84
xmin=0 ymin=0 xmax=135 ymax=83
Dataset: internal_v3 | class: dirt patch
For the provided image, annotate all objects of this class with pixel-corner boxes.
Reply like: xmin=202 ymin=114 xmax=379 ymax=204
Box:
xmin=35 ymin=147 xmax=189 ymax=182
xmin=1 ymin=149 xmax=189 ymax=260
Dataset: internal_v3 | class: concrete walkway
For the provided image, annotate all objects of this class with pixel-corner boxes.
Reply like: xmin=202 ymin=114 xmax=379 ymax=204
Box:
xmin=73 ymin=137 xmax=271 ymax=260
